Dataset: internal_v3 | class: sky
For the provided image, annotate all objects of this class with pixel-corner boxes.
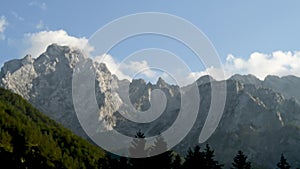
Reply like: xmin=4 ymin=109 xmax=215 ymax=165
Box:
xmin=1 ymin=1 xmax=300 ymax=85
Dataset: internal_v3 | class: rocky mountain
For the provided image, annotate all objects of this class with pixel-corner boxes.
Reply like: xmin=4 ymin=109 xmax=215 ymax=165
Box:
xmin=1 ymin=44 xmax=300 ymax=168
xmin=191 ymin=80 xmax=300 ymax=168
xmin=0 ymin=44 xmax=121 ymax=137
xmin=230 ymin=74 xmax=300 ymax=102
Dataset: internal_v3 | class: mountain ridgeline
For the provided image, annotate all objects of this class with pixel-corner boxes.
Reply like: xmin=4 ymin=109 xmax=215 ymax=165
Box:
xmin=1 ymin=44 xmax=300 ymax=168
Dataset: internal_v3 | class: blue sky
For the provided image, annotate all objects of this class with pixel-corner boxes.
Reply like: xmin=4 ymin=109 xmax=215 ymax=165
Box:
xmin=1 ymin=1 xmax=300 ymax=83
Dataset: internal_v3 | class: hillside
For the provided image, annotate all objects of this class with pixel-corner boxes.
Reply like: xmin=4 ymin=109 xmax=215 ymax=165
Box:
xmin=0 ymin=88 xmax=106 ymax=169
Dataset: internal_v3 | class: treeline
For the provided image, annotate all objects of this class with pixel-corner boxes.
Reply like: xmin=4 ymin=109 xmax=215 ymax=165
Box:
xmin=104 ymin=131 xmax=296 ymax=169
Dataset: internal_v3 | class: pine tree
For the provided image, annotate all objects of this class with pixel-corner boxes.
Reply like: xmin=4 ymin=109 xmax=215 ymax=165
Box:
xmin=117 ymin=157 xmax=131 ymax=169
xmin=277 ymin=154 xmax=291 ymax=169
xmin=148 ymin=134 xmax=173 ymax=169
xmin=183 ymin=145 xmax=205 ymax=169
xmin=129 ymin=131 xmax=149 ymax=169
xmin=148 ymin=134 xmax=168 ymax=156
xmin=203 ymin=144 xmax=223 ymax=169
xmin=183 ymin=144 xmax=222 ymax=169
xmin=171 ymin=154 xmax=183 ymax=169
xmin=128 ymin=131 xmax=147 ymax=158
xmin=231 ymin=150 xmax=251 ymax=169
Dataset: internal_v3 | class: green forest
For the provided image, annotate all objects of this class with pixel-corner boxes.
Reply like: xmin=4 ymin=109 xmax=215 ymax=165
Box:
xmin=0 ymin=88 xmax=296 ymax=169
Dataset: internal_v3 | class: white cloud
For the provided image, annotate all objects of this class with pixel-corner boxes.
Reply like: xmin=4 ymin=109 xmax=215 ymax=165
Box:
xmin=95 ymin=54 xmax=157 ymax=81
xmin=121 ymin=60 xmax=156 ymax=78
xmin=29 ymin=1 xmax=47 ymax=10
xmin=0 ymin=16 xmax=7 ymax=40
xmin=95 ymin=54 xmax=131 ymax=80
xmin=188 ymin=51 xmax=300 ymax=81
xmin=23 ymin=29 xmax=93 ymax=57
xmin=224 ymin=51 xmax=300 ymax=80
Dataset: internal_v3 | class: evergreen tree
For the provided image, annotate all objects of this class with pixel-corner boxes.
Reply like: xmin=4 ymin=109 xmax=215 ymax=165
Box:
xmin=117 ymin=157 xmax=131 ymax=169
xmin=203 ymin=144 xmax=223 ymax=169
xmin=148 ymin=134 xmax=168 ymax=156
xmin=171 ymin=154 xmax=183 ymax=169
xmin=183 ymin=144 xmax=222 ymax=169
xmin=129 ymin=131 xmax=149 ymax=169
xmin=102 ymin=155 xmax=131 ymax=169
xmin=277 ymin=154 xmax=291 ymax=169
xmin=183 ymin=145 xmax=205 ymax=169
xmin=231 ymin=150 xmax=251 ymax=169
xmin=148 ymin=134 xmax=173 ymax=169
xmin=129 ymin=131 xmax=147 ymax=158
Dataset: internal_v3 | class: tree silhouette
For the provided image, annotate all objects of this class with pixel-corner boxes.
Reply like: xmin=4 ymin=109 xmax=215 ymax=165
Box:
xmin=171 ymin=154 xmax=183 ymax=169
xmin=183 ymin=144 xmax=222 ymax=169
xmin=277 ymin=154 xmax=291 ymax=169
xmin=148 ymin=134 xmax=173 ymax=169
xmin=117 ymin=157 xmax=131 ymax=169
xmin=148 ymin=134 xmax=168 ymax=156
xmin=183 ymin=145 xmax=205 ymax=169
xmin=203 ymin=144 xmax=223 ymax=169
xmin=129 ymin=130 xmax=147 ymax=158
xmin=129 ymin=131 xmax=150 ymax=169
xmin=231 ymin=150 xmax=251 ymax=169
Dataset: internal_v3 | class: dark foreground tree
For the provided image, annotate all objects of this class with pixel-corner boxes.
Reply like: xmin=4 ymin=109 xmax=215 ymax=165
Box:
xmin=129 ymin=131 xmax=150 ymax=169
xmin=277 ymin=154 xmax=291 ymax=169
xmin=231 ymin=150 xmax=251 ymax=169
xmin=183 ymin=145 xmax=205 ymax=169
xmin=183 ymin=144 xmax=222 ymax=169
xmin=203 ymin=144 xmax=223 ymax=169
xmin=171 ymin=154 xmax=183 ymax=169
xmin=148 ymin=134 xmax=173 ymax=169
xmin=129 ymin=131 xmax=147 ymax=158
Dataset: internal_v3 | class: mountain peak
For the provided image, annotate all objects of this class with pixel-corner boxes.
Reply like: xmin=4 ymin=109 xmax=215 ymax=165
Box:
xmin=196 ymin=75 xmax=215 ymax=86
xmin=264 ymin=75 xmax=280 ymax=81
xmin=230 ymin=74 xmax=262 ymax=86
xmin=157 ymin=77 xmax=168 ymax=87
xmin=45 ymin=43 xmax=71 ymax=56
xmin=22 ymin=54 xmax=34 ymax=64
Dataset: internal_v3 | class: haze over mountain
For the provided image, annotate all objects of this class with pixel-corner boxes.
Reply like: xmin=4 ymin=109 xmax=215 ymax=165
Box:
xmin=1 ymin=44 xmax=300 ymax=168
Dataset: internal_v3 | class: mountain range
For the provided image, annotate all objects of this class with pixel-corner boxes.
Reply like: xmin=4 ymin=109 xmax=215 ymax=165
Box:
xmin=1 ymin=44 xmax=300 ymax=168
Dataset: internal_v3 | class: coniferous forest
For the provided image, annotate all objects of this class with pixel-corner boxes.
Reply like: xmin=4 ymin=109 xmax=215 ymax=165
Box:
xmin=0 ymin=88 xmax=298 ymax=169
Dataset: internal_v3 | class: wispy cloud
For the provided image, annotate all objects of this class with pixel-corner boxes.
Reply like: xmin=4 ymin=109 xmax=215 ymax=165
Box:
xmin=0 ymin=16 xmax=8 ymax=40
xmin=35 ymin=20 xmax=45 ymax=29
xmin=11 ymin=11 xmax=24 ymax=21
xmin=29 ymin=1 xmax=47 ymax=10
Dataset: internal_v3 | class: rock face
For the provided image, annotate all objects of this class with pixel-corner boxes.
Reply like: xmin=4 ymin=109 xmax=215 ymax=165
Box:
xmin=192 ymin=80 xmax=300 ymax=168
xmin=1 ymin=44 xmax=300 ymax=168
xmin=0 ymin=44 xmax=121 ymax=137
